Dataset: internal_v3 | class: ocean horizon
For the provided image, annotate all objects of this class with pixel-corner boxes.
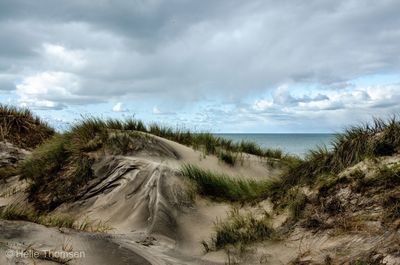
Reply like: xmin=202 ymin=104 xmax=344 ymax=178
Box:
xmin=214 ymin=133 xmax=336 ymax=156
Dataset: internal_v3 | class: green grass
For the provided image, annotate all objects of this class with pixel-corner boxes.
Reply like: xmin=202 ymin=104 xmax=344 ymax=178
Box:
xmin=218 ymin=151 xmax=238 ymax=166
xmin=180 ymin=164 xmax=272 ymax=202
xmin=207 ymin=208 xmax=275 ymax=250
xmin=0 ymin=104 xmax=54 ymax=149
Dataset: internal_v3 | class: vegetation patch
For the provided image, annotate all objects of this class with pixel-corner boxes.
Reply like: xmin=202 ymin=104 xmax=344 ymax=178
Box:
xmin=274 ymin=118 xmax=400 ymax=202
xmin=180 ymin=164 xmax=272 ymax=202
xmin=207 ymin=208 xmax=275 ymax=250
xmin=0 ymin=204 xmax=75 ymax=229
xmin=218 ymin=151 xmax=238 ymax=166
xmin=317 ymin=174 xmax=350 ymax=196
xmin=0 ymin=204 xmax=111 ymax=232
xmin=0 ymin=104 xmax=54 ymax=149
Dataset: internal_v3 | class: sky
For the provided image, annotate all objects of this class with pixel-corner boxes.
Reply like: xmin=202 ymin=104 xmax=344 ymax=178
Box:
xmin=0 ymin=0 xmax=400 ymax=133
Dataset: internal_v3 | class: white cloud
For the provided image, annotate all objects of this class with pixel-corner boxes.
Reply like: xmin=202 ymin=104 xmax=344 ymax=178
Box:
xmin=112 ymin=102 xmax=127 ymax=112
xmin=43 ymin=43 xmax=86 ymax=70
xmin=16 ymin=71 xmax=83 ymax=109
xmin=250 ymin=84 xmax=400 ymax=113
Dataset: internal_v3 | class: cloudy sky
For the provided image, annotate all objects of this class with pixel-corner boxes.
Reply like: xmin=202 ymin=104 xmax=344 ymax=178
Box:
xmin=1 ymin=0 xmax=400 ymax=132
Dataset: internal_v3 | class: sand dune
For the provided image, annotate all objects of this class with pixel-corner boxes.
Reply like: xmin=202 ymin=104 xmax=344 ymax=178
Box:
xmin=1 ymin=133 xmax=399 ymax=264
xmin=0 ymin=135 xmax=280 ymax=264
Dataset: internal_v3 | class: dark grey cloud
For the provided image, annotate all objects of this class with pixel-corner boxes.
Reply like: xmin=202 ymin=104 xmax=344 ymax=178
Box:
xmin=0 ymin=0 xmax=399 ymax=110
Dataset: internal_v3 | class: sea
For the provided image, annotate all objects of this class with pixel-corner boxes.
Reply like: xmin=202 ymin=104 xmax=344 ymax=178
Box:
xmin=214 ymin=134 xmax=337 ymax=157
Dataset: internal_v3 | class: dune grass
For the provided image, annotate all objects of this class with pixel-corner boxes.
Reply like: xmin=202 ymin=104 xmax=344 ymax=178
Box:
xmin=0 ymin=204 xmax=111 ymax=232
xmin=207 ymin=208 xmax=275 ymax=250
xmin=145 ymin=123 xmax=285 ymax=159
xmin=0 ymin=104 xmax=54 ymax=149
xmin=0 ymin=204 xmax=75 ymax=229
xmin=77 ymin=117 xmax=285 ymax=159
xmin=180 ymin=164 xmax=273 ymax=202
xmin=218 ymin=151 xmax=238 ymax=166
xmin=278 ymin=117 xmax=400 ymax=192
xmin=0 ymin=103 xmax=284 ymax=158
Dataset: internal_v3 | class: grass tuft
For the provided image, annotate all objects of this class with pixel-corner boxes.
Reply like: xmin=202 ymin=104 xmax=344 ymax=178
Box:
xmin=180 ymin=164 xmax=271 ymax=202
xmin=0 ymin=204 xmax=75 ymax=228
xmin=0 ymin=104 xmax=54 ymax=149
xmin=218 ymin=151 xmax=238 ymax=166
xmin=208 ymin=208 xmax=275 ymax=250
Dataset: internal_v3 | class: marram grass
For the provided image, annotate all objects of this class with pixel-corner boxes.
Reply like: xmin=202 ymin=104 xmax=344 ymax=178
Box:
xmin=180 ymin=164 xmax=273 ymax=202
xmin=207 ymin=208 xmax=275 ymax=250
xmin=0 ymin=104 xmax=54 ymax=149
xmin=279 ymin=117 xmax=400 ymax=190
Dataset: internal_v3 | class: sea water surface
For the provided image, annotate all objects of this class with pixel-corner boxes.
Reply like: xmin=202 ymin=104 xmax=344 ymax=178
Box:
xmin=214 ymin=134 xmax=336 ymax=157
